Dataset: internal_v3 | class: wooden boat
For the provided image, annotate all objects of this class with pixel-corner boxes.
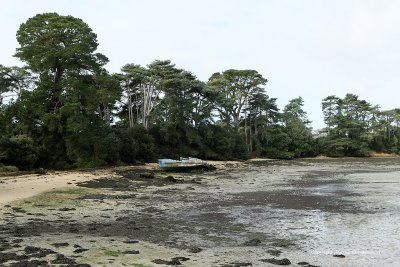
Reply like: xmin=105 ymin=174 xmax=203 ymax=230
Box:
xmin=158 ymin=157 xmax=208 ymax=171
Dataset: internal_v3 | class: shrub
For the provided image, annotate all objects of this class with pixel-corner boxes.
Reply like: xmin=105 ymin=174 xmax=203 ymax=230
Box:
xmin=0 ymin=135 xmax=38 ymax=170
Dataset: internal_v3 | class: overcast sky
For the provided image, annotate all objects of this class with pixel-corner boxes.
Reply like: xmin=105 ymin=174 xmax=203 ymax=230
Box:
xmin=1 ymin=0 xmax=400 ymax=129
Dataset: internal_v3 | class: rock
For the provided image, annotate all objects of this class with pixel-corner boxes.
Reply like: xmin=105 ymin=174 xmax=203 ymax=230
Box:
xmin=69 ymin=227 xmax=79 ymax=233
xmin=333 ymin=254 xmax=345 ymax=258
xmin=171 ymin=257 xmax=190 ymax=262
xmin=221 ymin=262 xmax=253 ymax=267
xmin=11 ymin=207 xmax=26 ymax=213
xmin=267 ymin=249 xmax=282 ymax=256
xmin=297 ymin=262 xmax=321 ymax=267
xmin=191 ymin=178 xmax=202 ymax=184
xmin=34 ymin=168 xmax=47 ymax=175
xmin=140 ymin=172 xmax=155 ymax=179
xmin=123 ymin=250 xmax=140 ymax=254
xmin=0 ymin=252 xmax=29 ymax=263
xmin=88 ymin=225 xmax=98 ymax=230
xmin=188 ymin=247 xmax=203 ymax=253
xmin=24 ymin=246 xmax=41 ymax=254
xmin=152 ymin=259 xmax=179 ymax=265
xmin=205 ymin=164 xmax=217 ymax=171
xmin=122 ymin=240 xmax=139 ymax=244
xmin=24 ymin=246 xmax=55 ymax=258
xmin=51 ymin=242 xmax=69 ymax=248
xmin=59 ymin=207 xmax=76 ymax=211
xmin=260 ymin=258 xmax=291 ymax=265
xmin=152 ymin=257 xmax=189 ymax=265
xmin=243 ymin=238 xmax=262 ymax=246
xmin=165 ymin=176 xmax=178 ymax=183
xmin=50 ymin=254 xmax=77 ymax=265
xmin=73 ymin=248 xmax=89 ymax=254
xmin=8 ymin=259 xmax=49 ymax=267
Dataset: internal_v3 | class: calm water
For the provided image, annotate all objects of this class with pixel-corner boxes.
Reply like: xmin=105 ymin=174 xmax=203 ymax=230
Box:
xmin=219 ymin=159 xmax=400 ymax=266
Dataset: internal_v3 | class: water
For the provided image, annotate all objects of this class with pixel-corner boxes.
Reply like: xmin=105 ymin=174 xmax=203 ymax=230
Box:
xmin=219 ymin=159 xmax=400 ymax=266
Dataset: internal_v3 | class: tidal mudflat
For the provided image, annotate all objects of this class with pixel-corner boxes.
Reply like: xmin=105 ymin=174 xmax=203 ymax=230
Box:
xmin=1 ymin=158 xmax=399 ymax=266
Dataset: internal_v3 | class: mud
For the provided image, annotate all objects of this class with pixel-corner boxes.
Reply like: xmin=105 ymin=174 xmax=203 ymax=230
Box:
xmin=1 ymin=158 xmax=400 ymax=266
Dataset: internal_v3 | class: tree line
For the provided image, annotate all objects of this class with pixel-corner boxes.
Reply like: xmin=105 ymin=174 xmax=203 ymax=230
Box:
xmin=0 ymin=13 xmax=399 ymax=170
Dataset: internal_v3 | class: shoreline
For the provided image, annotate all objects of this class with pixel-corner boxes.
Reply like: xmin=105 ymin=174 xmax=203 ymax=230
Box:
xmin=0 ymin=160 xmax=243 ymax=207
xmin=0 ymin=158 xmax=399 ymax=266
xmin=1 ymin=155 xmax=399 ymax=206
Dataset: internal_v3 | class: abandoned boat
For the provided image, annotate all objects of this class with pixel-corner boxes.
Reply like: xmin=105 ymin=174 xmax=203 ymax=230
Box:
xmin=158 ymin=157 xmax=208 ymax=171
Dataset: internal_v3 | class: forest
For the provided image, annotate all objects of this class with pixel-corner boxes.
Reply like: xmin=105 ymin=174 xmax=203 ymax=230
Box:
xmin=1 ymin=13 xmax=400 ymax=170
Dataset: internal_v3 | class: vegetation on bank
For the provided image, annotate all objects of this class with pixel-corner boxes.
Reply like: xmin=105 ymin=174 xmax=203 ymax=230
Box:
xmin=1 ymin=13 xmax=400 ymax=170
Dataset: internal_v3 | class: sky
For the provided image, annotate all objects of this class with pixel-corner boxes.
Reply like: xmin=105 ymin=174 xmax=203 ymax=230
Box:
xmin=1 ymin=0 xmax=400 ymax=129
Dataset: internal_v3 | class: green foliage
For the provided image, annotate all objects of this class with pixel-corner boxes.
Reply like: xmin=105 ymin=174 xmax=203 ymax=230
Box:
xmin=3 ymin=12 xmax=400 ymax=170
xmin=10 ymin=13 xmax=120 ymax=169
xmin=117 ymin=125 xmax=156 ymax=163
xmin=0 ymin=65 xmax=33 ymax=98
xmin=283 ymin=97 xmax=316 ymax=157
xmin=208 ymin=69 xmax=268 ymax=128
xmin=0 ymin=135 xmax=38 ymax=170
xmin=15 ymin=13 xmax=106 ymax=73
xmin=258 ymin=125 xmax=294 ymax=159
xmin=101 ymin=250 xmax=122 ymax=257
xmin=199 ymin=124 xmax=250 ymax=160
xmin=320 ymin=136 xmax=371 ymax=157
xmin=0 ymin=164 xmax=19 ymax=173
xmin=321 ymin=94 xmax=378 ymax=156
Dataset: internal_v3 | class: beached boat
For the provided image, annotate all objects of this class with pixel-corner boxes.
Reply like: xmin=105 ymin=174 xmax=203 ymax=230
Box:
xmin=158 ymin=157 xmax=208 ymax=171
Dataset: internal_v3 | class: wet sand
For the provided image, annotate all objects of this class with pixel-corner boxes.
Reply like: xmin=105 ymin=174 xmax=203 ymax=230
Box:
xmin=1 ymin=158 xmax=400 ymax=266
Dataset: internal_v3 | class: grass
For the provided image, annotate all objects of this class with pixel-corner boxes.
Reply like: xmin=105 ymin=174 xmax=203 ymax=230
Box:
xmin=16 ymin=187 xmax=98 ymax=209
xmin=269 ymin=238 xmax=296 ymax=248
xmin=102 ymin=250 xmax=123 ymax=257
xmin=246 ymin=232 xmax=268 ymax=241
xmin=132 ymin=264 xmax=151 ymax=267
xmin=51 ymin=188 xmax=89 ymax=195
xmin=201 ymin=234 xmax=231 ymax=243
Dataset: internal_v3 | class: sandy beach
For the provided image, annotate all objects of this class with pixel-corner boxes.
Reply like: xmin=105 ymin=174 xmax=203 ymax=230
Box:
xmin=0 ymin=161 xmax=239 ymax=206
xmin=0 ymin=170 xmax=109 ymax=206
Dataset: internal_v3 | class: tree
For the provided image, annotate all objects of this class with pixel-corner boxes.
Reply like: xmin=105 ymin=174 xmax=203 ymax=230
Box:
xmin=370 ymin=109 xmax=400 ymax=153
xmin=13 ymin=13 xmax=117 ymax=168
xmin=282 ymin=97 xmax=315 ymax=157
xmin=15 ymin=13 xmax=107 ymax=75
xmin=208 ymin=69 xmax=268 ymax=129
xmin=246 ymin=92 xmax=280 ymax=155
xmin=0 ymin=65 xmax=34 ymax=104
xmin=120 ymin=60 xmax=179 ymax=129
xmin=321 ymin=94 xmax=377 ymax=156
xmin=321 ymin=95 xmax=341 ymax=133
xmin=120 ymin=64 xmax=147 ymax=127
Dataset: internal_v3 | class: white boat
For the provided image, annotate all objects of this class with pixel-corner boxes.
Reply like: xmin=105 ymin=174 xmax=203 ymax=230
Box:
xmin=158 ymin=157 xmax=208 ymax=171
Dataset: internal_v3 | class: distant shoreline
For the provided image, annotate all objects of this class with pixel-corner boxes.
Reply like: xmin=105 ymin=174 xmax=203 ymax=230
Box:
xmin=2 ymin=153 xmax=400 ymax=177
xmin=2 ymin=155 xmax=400 ymax=206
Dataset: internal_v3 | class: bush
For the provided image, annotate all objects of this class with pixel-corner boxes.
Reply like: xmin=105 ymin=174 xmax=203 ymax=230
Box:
xmin=116 ymin=125 xmax=156 ymax=163
xmin=0 ymin=164 xmax=19 ymax=172
xmin=321 ymin=137 xmax=370 ymax=157
xmin=199 ymin=124 xmax=250 ymax=160
xmin=0 ymin=135 xmax=39 ymax=170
